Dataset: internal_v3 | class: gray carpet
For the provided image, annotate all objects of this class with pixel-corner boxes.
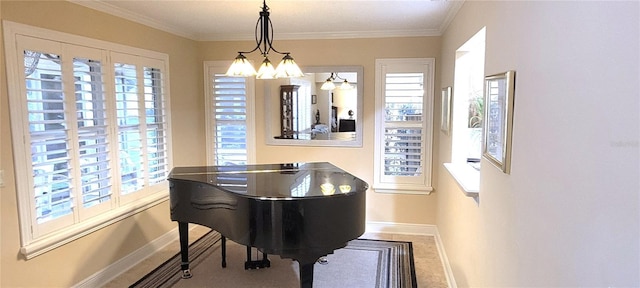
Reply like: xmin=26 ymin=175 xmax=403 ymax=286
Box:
xmin=130 ymin=230 xmax=417 ymax=288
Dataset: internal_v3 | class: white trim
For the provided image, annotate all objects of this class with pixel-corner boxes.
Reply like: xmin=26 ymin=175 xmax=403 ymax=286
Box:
xmin=366 ymin=221 xmax=438 ymax=235
xmin=68 ymin=0 xmax=197 ymax=40
xmin=443 ymin=163 xmax=480 ymax=197
xmin=433 ymin=227 xmax=458 ymax=288
xmin=373 ymin=58 xmax=435 ymax=195
xmin=21 ymin=193 xmax=168 ymax=259
xmin=72 ymin=225 xmax=185 ymax=288
xmin=373 ymin=186 xmax=433 ymax=195
xmin=203 ymin=61 xmax=256 ymax=165
xmin=203 ymin=63 xmax=215 ymax=166
xmin=438 ymin=1 xmax=465 ymax=35
xmin=204 ymin=29 xmax=444 ymax=41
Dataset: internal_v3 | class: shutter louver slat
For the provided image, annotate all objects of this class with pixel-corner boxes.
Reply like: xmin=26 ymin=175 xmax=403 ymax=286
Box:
xmin=23 ymin=50 xmax=75 ymax=223
xmin=212 ymin=74 xmax=248 ymax=165
xmin=13 ymin=34 xmax=173 ymax=242
xmin=144 ymin=66 xmax=169 ymax=183
xmin=74 ymin=57 xmax=113 ymax=208
xmin=383 ymin=72 xmax=425 ymax=177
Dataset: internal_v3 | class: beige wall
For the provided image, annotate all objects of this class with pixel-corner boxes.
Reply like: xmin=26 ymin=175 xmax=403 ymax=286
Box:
xmin=437 ymin=1 xmax=639 ymax=286
xmin=0 ymin=1 xmax=200 ymax=286
xmin=199 ymin=38 xmax=441 ymax=224
xmin=1 ymin=1 xmax=440 ymax=286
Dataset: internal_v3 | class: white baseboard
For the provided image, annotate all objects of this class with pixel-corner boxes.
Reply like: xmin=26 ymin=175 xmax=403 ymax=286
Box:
xmin=432 ymin=229 xmax=458 ymax=288
xmin=366 ymin=221 xmax=457 ymax=288
xmin=366 ymin=221 xmax=438 ymax=235
xmin=73 ymin=227 xmax=181 ymax=288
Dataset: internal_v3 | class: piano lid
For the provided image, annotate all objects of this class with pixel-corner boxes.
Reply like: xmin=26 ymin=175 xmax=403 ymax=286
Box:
xmin=168 ymin=162 xmax=368 ymax=199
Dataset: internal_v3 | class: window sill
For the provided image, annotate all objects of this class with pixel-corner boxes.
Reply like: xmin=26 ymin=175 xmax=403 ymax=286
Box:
xmin=443 ymin=163 xmax=479 ymax=197
xmin=20 ymin=191 xmax=168 ymax=259
xmin=373 ymin=184 xmax=433 ymax=195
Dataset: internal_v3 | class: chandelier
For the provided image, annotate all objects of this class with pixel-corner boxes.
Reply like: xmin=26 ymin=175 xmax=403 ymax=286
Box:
xmin=226 ymin=0 xmax=304 ymax=79
xmin=320 ymin=73 xmax=353 ymax=90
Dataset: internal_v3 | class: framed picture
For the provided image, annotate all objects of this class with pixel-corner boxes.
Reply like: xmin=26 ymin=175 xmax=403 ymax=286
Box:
xmin=483 ymin=70 xmax=516 ymax=174
xmin=440 ymin=86 xmax=452 ymax=135
xmin=311 ymin=94 xmax=317 ymax=104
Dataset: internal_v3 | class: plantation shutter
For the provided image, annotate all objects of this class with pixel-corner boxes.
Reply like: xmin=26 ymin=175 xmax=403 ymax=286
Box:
xmin=25 ymin=49 xmax=75 ymax=225
xmin=383 ymin=72 xmax=425 ymax=178
xmin=21 ymin=39 xmax=115 ymax=230
xmin=114 ymin=62 xmax=145 ymax=195
xmin=143 ymin=67 xmax=169 ymax=185
xmin=113 ymin=55 xmax=170 ymax=199
xmin=6 ymin=22 xmax=173 ymax=254
xmin=374 ymin=58 xmax=434 ymax=194
xmin=211 ymin=74 xmax=248 ymax=165
xmin=72 ymin=54 xmax=113 ymax=216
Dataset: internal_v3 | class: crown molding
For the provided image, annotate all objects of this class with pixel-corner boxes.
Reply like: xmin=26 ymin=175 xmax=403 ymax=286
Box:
xmin=198 ymin=29 xmax=444 ymax=42
xmin=69 ymin=0 xmax=464 ymax=42
xmin=438 ymin=0 xmax=465 ymax=34
xmin=68 ymin=0 xmax=198 ymax=40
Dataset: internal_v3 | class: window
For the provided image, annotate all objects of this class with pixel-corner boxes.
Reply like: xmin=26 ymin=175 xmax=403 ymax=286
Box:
xmin=452 ymin=28 xmax=486 ymax=166
xmin=204 ymin=61 xmax=256 ymax=165
xmin=374 ymin=58 xmax=435 ymax=194
xmin=112 ymin=53 xmax=170 ymax=202
xmin=4 ymin=22 xmax=171 ymax=258
xmin=444 ymin=27 xmax=486 ymax=196
xmin=289 ymin=78 xmax=313 ymax=136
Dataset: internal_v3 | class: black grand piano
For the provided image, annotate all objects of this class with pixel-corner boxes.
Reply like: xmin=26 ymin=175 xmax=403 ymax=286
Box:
xmin=168 ymin=162 xmax=368 ymax=288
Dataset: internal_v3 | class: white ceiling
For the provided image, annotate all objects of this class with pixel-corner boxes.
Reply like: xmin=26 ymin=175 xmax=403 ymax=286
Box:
xmin=70 ymin=0 xmax=464 ymax=41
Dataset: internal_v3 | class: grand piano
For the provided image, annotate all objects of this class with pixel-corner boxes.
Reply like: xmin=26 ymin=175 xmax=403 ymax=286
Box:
xmin=168 ymin=162 xmax=368 ymax=288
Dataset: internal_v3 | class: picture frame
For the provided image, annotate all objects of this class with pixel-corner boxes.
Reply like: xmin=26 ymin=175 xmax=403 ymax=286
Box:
xmin=440 ymin=86 xmax=452 ymax=135
xmin=483 ymin=70 xmax=516 ymax=174
xmin=311 ymin=94 xmax=317 ymax=104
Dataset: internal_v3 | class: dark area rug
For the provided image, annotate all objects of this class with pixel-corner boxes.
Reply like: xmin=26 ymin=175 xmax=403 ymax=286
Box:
xmin=131 ymin=230 xmax=417 ymax=288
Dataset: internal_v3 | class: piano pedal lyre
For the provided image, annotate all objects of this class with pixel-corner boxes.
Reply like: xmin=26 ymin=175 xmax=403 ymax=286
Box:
xmin=244 ymin=246 xmax=271 ymax=270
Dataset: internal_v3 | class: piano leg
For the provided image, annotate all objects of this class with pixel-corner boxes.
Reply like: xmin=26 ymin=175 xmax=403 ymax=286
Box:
xmin=298 ymin=260 xmax=316 ymax=288
xmin=178 ymin=222 xmax=192 ymax=279
xmin=221 ymin=235 xmax=227 ymax=268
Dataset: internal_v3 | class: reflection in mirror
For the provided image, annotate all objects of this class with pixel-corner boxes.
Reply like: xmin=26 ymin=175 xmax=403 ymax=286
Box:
xmin=265 ymin=66 xmax=363 ymax=147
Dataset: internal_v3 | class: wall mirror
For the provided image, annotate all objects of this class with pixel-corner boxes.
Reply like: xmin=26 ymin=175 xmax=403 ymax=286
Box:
xmin=265 ymin=66 xmax=364 ymax=147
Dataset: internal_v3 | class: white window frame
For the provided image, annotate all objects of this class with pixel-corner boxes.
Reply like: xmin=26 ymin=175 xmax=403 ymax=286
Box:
xmin=444 ymin=27 xmax=486 ymax=197
xmin=3 ymin=21 xmax=172 ymax=259
xmin=289 ymin=77 xmax=313 ymax=135
xmin=203 ymin=61 xmax=256 ymax=165
xmin=374 ymin=58 xmax=435 ymax=194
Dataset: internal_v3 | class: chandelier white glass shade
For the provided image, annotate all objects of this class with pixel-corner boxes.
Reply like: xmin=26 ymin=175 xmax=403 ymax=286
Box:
xmin=320 ymin=73 xmax=353 ymax=90
xmin=226 ymin=0 xmax=304 ymax=79
xmin=227 ymin=54 xmax=257 ymax=76
xmin=340 ymin=79 xmax=353 ymax=90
